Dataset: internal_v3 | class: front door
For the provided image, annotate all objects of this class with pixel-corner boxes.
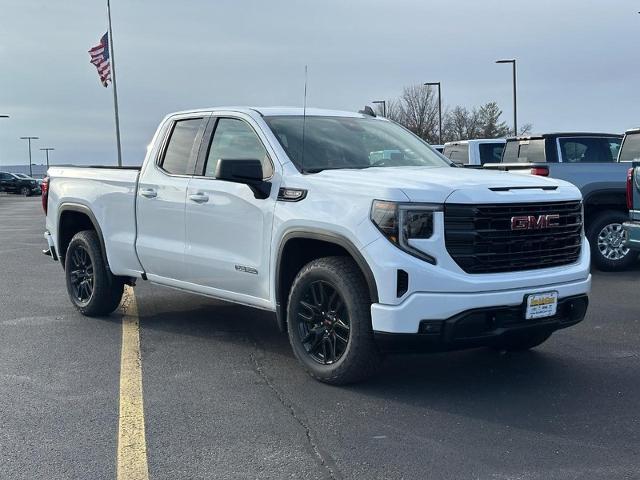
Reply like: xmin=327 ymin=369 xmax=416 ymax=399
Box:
xmin=184 ymin=114 xmax=278 ymax=305
xmin=135 ymin=115 xmax=207 ymax=281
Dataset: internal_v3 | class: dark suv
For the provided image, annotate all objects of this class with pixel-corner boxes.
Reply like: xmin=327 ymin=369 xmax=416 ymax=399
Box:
xmin=0 ymin=172 xmax=41 ymax=196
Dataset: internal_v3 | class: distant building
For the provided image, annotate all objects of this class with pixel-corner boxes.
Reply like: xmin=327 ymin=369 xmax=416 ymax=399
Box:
xmin=0 ymin=164 xmax=49 ymax=178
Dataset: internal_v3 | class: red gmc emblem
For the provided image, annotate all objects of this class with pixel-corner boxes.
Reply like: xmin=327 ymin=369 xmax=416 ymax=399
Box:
xmin=510 ymin=214 xmax=560 ymax=230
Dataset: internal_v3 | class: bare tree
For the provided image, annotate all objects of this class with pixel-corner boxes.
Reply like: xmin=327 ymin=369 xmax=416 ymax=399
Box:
xmin=380 ymin=83 xmax=533 ymax=143
xmin=398 ymin=84 xmax=440 ymax=143
xmin=442 ymin=106 xmax=481 ymax=142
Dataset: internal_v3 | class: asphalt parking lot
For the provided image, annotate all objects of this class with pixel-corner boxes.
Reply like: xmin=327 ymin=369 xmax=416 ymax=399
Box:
xmin=1 ymin=195 xmax=639 ymax=480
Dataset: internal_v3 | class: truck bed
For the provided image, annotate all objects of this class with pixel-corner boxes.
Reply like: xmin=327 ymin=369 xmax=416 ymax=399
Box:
xmin=46 ymin=166 xmax=143 ymax=277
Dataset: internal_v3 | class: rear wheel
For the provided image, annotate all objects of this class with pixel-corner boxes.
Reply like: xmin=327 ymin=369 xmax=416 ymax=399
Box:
xmin=287 ymin=256 xmax=381 ymax=385
xmin=587 ymin=210 xmax=636 ymax=271
xmin=493 ymin=331 xmax=552 ymax=352
xmin=65 ymin=230 xmax=124 ymax=316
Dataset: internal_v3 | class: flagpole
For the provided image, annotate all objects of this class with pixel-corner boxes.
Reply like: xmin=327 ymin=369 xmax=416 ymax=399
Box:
xmin=106 ymin=0 xmax=123 ymax=167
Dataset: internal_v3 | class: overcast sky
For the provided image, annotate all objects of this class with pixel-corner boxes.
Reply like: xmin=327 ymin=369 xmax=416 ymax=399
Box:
xmin=1 ymin=0 xmax=638 ymax=167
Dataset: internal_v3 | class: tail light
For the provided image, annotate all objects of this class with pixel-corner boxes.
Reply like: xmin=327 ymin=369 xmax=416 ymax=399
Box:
xmin=627 ymin=168 xmax=634 ymax=210
xmin=41 ymin=176 xmax=49 ymax=214
xmin=530 ymin=166 xmax=549 ymax=176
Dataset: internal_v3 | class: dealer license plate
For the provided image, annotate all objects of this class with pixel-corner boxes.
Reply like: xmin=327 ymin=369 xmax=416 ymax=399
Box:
xmin=525 ymin=291 xmax=558 ymax=319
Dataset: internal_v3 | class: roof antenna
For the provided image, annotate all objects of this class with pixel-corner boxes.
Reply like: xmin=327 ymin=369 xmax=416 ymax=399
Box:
xmin=301 ymin=65 xmax=308 ymax=173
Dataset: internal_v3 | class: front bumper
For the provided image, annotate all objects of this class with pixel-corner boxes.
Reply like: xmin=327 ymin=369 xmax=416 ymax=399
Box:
xmin=374 ymin=294 xmax=588 ymax=353
xmin=623 ymin=221 xmax=640 ymax=251
xmin=371 ymin=275 xmax=591 ymax=334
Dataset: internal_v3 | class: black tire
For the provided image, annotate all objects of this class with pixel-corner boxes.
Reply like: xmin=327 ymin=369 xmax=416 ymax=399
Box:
xmin=587 ymin=210 xmax=637 ymax=271
xmin=64 ymin=230 xmax=124 ymax=316
xmin=20 ymin=186 xmax=31 ymax=196
xmin=286 ymin=256 xmax=381 ymax=385
xmin=493 ymin=331 xmax=552 ymax=352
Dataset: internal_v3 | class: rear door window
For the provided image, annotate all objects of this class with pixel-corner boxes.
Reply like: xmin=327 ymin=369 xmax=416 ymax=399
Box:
xmin=619 ymin=134 xmax=640 ymax=162
xmin=159 ymin=118 xmax=204 ymax=175
xmin=478 ymin=143 xmax=505 ymax=164
xmin=558 ymin=137 xmax=622 ymax=163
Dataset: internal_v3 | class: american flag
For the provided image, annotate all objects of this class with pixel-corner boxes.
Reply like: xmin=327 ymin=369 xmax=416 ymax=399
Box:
xmin=88 ymin=32 xmax=111 ymax=87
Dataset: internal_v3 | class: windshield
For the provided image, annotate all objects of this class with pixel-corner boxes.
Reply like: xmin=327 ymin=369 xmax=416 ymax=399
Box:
xmin=264 ymin=115 xmax=450 ymax=172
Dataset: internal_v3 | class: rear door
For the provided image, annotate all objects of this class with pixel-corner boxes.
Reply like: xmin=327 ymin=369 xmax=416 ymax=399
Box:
xmin=183 ymin=113 xmax=279 ymax=305
xmin=135 ymin=114 xmax=208 ymax=281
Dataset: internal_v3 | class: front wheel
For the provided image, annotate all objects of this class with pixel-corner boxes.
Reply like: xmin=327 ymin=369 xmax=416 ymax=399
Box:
xmin=64 ymin=230 xmax=124 ymax=316
xmin=587 ymin=210 xmax=637 ymax=271
xmin=287 ymin=256 xmax=381 ymax=385
xmin=20 ymin=186 xmax=30 ymax=196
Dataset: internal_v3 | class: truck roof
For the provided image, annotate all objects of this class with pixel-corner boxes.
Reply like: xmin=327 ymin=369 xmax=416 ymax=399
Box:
xmin=444 ymin=138 xmax=506 ymax=146
xmin=624 ymin=127 xmax=640 ymax=135
xmin=506 ymin=132 xmax=622 ymax=141
xmin=167 ymin=107 xmax=377 ymax=119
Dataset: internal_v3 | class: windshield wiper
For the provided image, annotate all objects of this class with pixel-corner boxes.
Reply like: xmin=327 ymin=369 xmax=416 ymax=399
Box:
xmin=302 ymin=166 xmax=369 ymax=174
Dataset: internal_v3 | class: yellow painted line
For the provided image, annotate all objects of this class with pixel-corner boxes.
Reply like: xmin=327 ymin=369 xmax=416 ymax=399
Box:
xmin=117 ymin=286 xmax=150 ymax=480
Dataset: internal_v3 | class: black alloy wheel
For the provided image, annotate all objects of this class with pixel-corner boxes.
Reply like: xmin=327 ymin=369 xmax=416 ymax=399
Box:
xmin=287 ymin=256 xmax=381 ymax=384
xmin=296 ymin=280 xmax=351 ymax=365
xmin=20 ymin=186 xmax=30 ymax=196
xmin=68 ymin=245 xmax=94 ymax=305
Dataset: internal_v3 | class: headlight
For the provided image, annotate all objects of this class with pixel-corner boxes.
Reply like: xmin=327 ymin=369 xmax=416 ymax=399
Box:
xmin=371 ymin=200 xmax=440 ymax=264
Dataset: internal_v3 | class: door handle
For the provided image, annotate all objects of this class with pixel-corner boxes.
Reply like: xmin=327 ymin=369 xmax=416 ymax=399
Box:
xmin=189 ymin=193 xmax=209 ymax=203
xmin=140 ymin=188 xmax=157 ymax=199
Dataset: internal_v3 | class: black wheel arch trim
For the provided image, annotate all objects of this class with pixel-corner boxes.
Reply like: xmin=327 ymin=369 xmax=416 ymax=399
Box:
xmin=58 ymin=203 xmax=109 ymax=269
xmin=275 ymin=228 xmax=379 ymax=332
xmin=583 ymin=188 xmax=626 ymax=209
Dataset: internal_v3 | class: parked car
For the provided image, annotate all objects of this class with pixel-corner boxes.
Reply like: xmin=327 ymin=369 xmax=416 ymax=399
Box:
xmin=442 ymin=139 xmax=506 ymax=166
xmin=13 ymin=173 xmax=44 ymax=186
xmin=42 ymin=107 xmax=590 ymax=384
xmin=0 ymin=171 xmax=41 ymax=196
xmin=432 ymin=144 xmax=444 ymax=153
xmin=483 ymin=132 xmax=637 ymax=271
xmin=621 ymin=128 xmax=640 ymax=251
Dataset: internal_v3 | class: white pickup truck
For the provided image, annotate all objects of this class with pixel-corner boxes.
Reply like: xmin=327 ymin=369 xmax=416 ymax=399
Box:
xmin=42 ymin=107 xmax=591 ymax=384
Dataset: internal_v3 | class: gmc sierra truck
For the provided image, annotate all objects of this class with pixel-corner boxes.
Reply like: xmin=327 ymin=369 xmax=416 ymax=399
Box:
xmin=42 ymin=107 xmax=591 ymax=384
xmin=483 ymin=132 xmax=638 ymax=271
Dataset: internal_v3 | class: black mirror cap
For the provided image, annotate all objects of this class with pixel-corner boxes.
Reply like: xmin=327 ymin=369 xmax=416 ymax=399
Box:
xmin=215 ymin=158 xmax=271 ymax=199
xmin=215 ymin=158 xmax=264 ymax=182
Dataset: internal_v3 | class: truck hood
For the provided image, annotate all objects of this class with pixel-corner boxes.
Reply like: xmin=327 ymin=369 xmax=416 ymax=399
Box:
xmin=305 ymin=166 xmax=581 ymax=204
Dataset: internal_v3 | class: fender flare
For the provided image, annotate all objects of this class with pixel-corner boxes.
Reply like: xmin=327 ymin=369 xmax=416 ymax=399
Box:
xmin=58 ymin=202 xmax=109 ymax=268
xmin=274 ymin=228 xmax=379 ymax=331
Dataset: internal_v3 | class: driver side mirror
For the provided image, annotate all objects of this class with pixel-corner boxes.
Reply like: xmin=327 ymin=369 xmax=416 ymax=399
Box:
xmin=215 ymin=159 xmax=271 ymax=199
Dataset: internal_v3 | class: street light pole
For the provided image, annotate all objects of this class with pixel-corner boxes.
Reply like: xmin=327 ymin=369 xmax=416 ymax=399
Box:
xmin=40 ymin=148 xmax=54 ymax=169
xmin=424 ymin=82 xmax=442 ymax=144
xmin=372 ymin=100 xmax=386 ymax=117
xmin=20 ymin=136 xmax=39 ymax=177
xmin=496 ymin=59 xmax=517 ymax=135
